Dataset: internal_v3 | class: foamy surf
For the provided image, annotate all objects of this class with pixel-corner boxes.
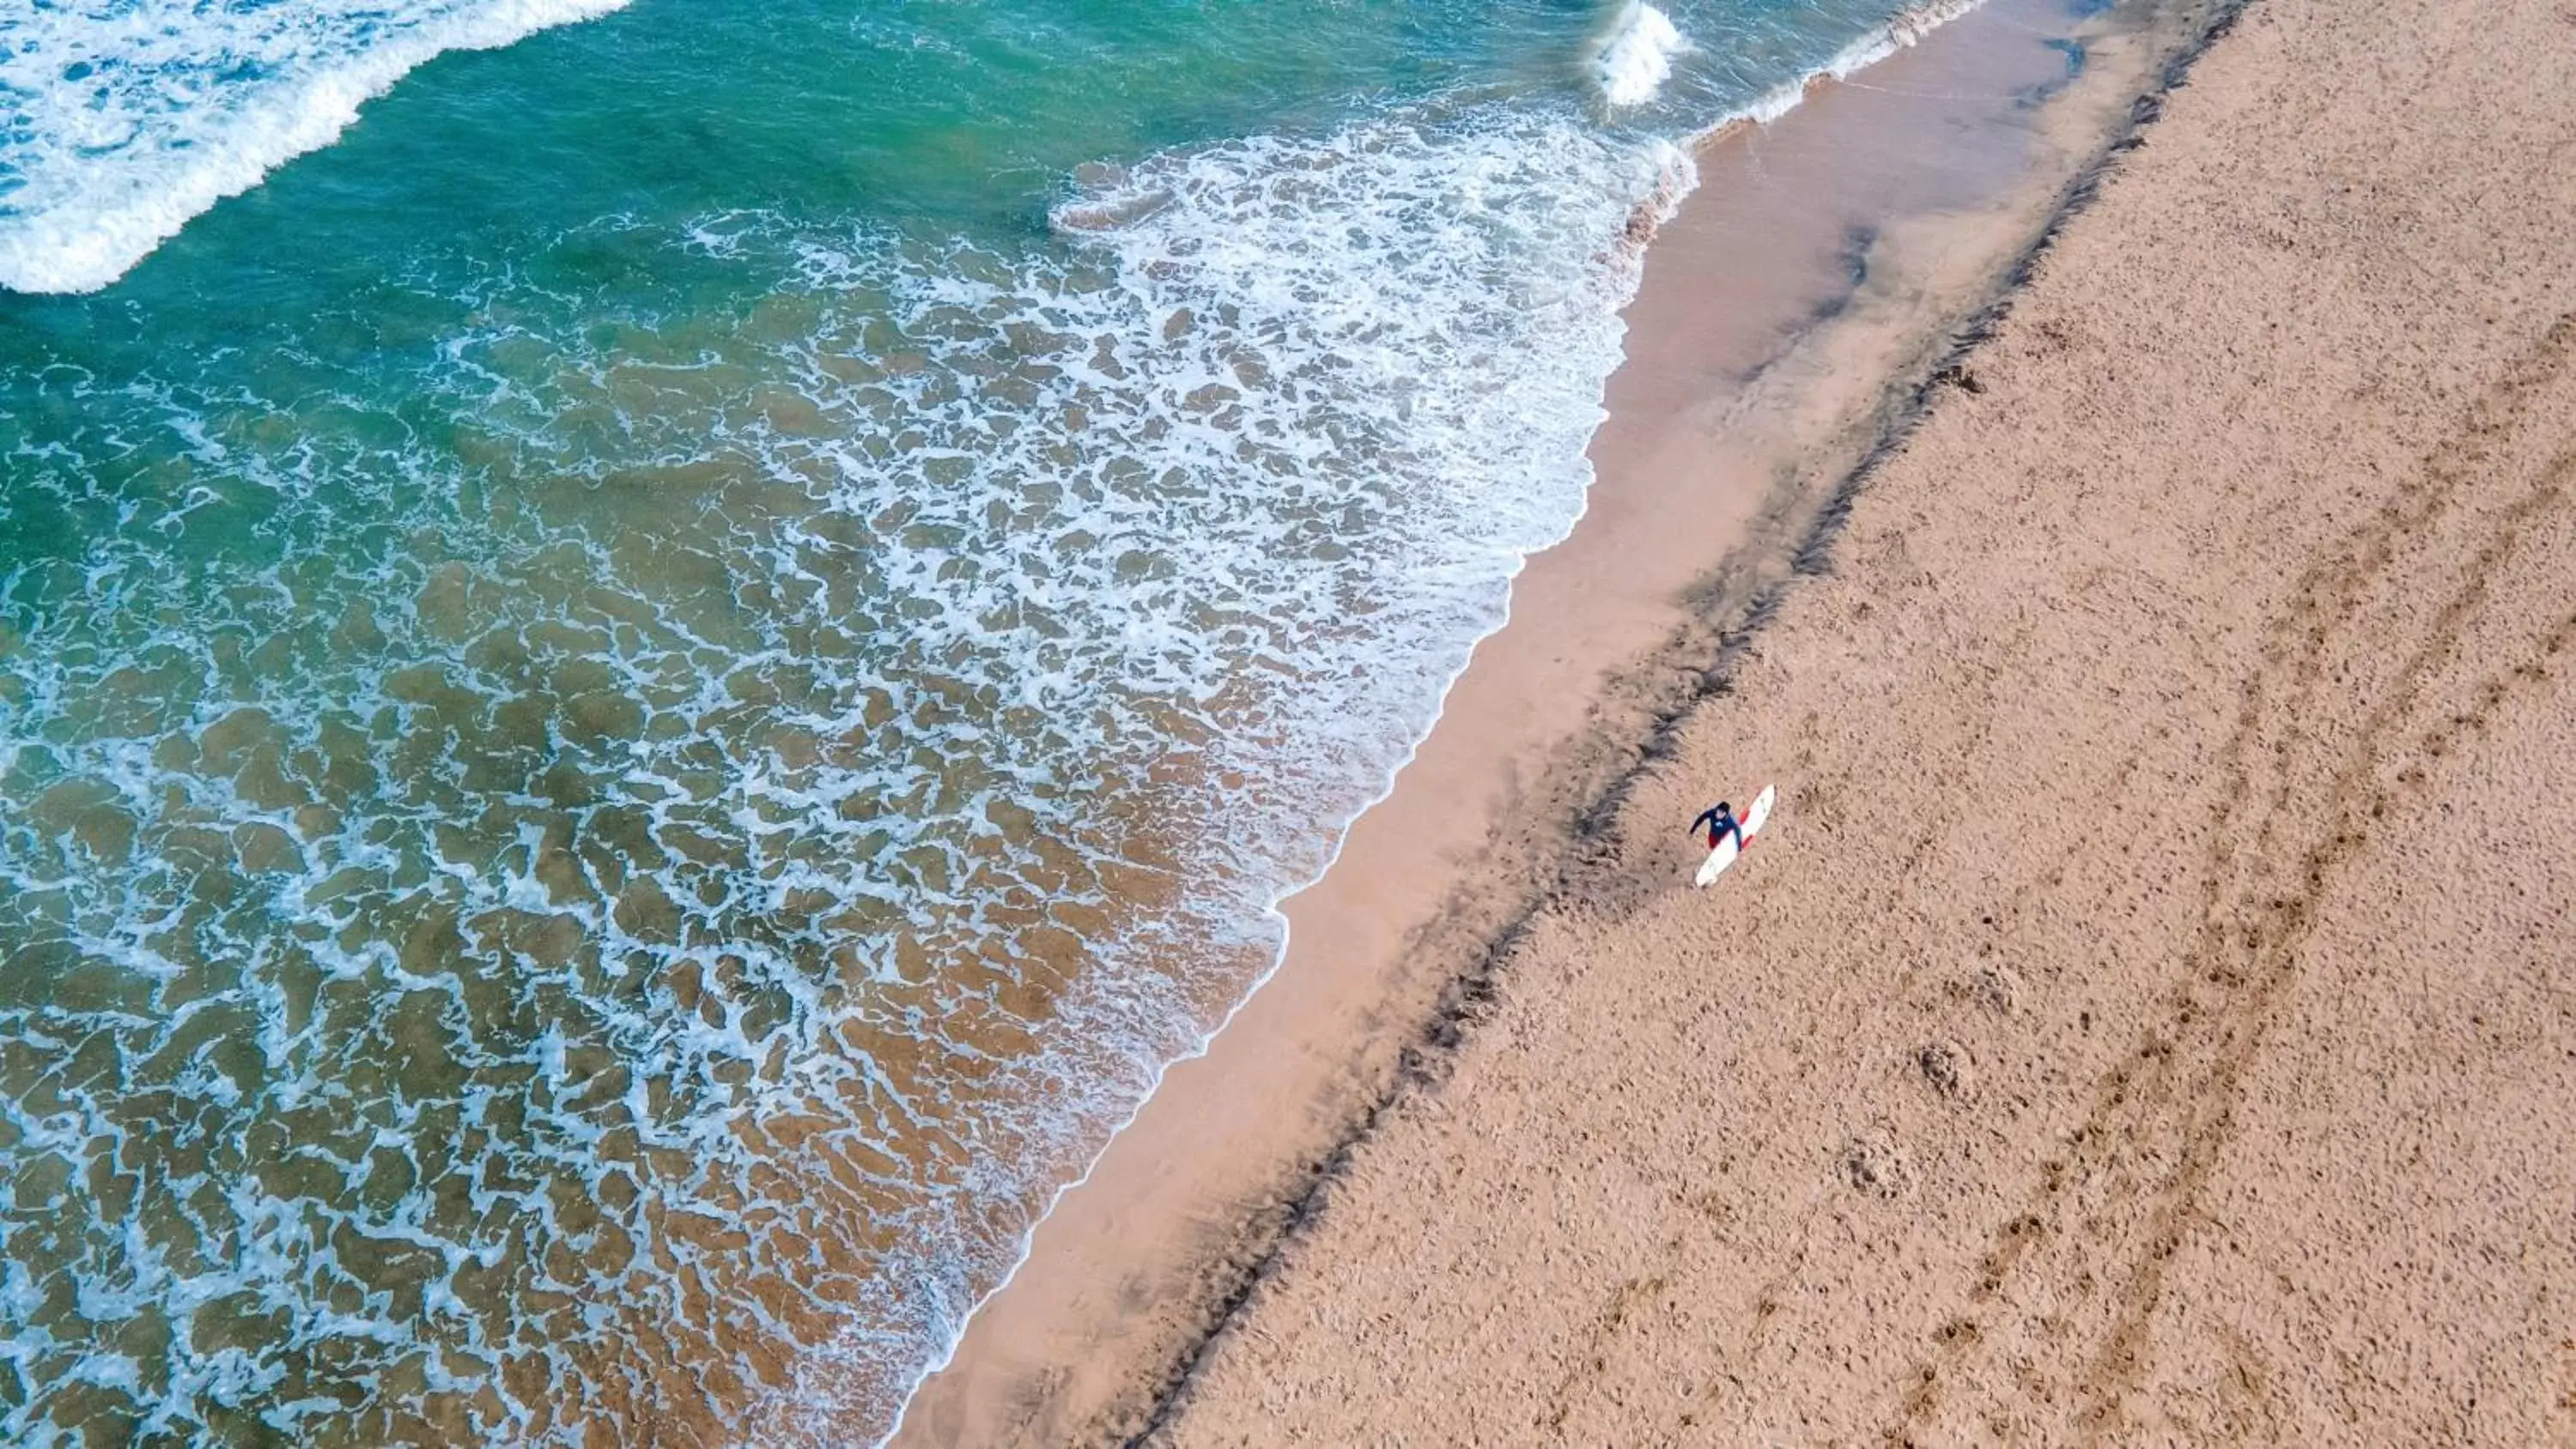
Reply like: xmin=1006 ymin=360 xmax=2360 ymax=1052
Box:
xmin=1731 ymin=0 xmax=1996 ymax=127
xmin=1594 ymin=3 xmax=1688 ymax=109
xmin=0 ymin=0 xmax=633 ymax=295
xmin=1827 ymin=0 xmax=1993 ymax=78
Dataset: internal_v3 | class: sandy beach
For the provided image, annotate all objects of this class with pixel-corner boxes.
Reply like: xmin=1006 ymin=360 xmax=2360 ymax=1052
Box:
xmin=896 ymin=0 xmax=2576 ymax=1440
xmin=1125 ymin=0 xmax=2576 ymax=1440
xmin=53 ymin=0 xmax=2576 ymax=1436
xmin=894 ymin=0 xmax=2287 ymax=1440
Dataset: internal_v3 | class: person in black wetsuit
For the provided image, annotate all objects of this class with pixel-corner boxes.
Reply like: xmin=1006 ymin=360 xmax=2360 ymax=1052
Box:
xmin=1689 ymin=800 xmax=1742 ymax=852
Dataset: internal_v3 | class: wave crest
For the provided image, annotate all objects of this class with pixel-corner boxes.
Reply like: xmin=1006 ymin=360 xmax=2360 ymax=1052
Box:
xmin=0 ymin=0 xmax=632 ymax=295
xmin=1595 ymin=3 xmax=1688 ymax=110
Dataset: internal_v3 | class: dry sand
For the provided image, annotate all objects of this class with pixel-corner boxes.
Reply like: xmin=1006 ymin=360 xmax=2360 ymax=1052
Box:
xmin=901 ymin=0 xmax=2576 ymax=1441
xmin=1143 ymin=0 xmax=2576 ymax=1441
xmin=891 ymin=1 xmax=2235 ymax=1440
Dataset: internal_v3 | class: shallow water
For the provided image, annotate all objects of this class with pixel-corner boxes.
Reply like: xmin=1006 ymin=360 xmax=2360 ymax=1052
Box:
xmin=3 ymin=0 xmax=1974 ymax=1440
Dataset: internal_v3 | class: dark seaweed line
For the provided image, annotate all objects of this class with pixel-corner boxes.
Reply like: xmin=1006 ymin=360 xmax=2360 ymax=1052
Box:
xmin=1115 ymin=3 xmax=2251 ymax=1442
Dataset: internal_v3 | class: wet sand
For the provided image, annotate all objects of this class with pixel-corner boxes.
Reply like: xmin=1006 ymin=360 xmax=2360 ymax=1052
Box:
xmin=1145 ymin=0 xmax=2576 ymax=1440
xmin=889 ymin=0 xmax=2238 ymax=1440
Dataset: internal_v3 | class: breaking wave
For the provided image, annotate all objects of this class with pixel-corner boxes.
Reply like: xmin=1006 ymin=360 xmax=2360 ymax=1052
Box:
xmin=0 ymin=0 xmax=631 ymax=294
xmin=1595 ymin=3 xmax=1690 ymax=109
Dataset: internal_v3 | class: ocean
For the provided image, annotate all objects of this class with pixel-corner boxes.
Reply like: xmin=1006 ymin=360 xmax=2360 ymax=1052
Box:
xmin=2 ymin=0 xmax=1970 ymax=1440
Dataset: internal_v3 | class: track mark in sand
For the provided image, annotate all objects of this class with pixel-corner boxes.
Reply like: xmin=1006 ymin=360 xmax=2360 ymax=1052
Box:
xmin=1886 ymin=311 xmax=2576 ymax=1443
xmin=2075 ymin=583 xmax=2576 ymax=1437
xmin=2080 ymin=607 xmax=2576 ymax=1383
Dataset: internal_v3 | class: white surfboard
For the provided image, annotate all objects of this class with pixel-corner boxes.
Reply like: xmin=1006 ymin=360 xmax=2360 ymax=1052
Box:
xmin=1693 ymin=783 xmax=1775 ymax=888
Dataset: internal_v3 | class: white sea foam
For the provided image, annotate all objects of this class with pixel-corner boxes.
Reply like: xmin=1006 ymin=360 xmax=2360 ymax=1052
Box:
xmin=1730 ymin=0 xmax=1995 ymax=129
xmin=1594 ymin=2 xmax=1689 ymax=109
xmin=0 ymin=0 xmax=632 ymax=295
xmin=1826 ymin=0 xmax=1991 ymax=79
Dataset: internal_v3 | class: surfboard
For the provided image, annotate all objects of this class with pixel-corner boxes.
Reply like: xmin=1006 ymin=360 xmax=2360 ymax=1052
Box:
xmin=1693 ymin=782 xmax=1775 ymax=888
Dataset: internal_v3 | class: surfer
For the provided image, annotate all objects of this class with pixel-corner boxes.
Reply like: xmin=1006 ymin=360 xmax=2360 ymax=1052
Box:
xmin=1689 ymin=800 xmax=1742 ymax=852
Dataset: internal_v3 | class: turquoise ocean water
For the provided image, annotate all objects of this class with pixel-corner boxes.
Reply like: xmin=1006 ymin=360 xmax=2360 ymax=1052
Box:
xmin=3 ymin=0 xmax=1968 ymax=1440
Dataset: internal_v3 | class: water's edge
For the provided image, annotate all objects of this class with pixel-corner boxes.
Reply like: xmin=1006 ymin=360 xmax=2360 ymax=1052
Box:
xmin=1109 ymin=0 xmax=2249 ymax=1434
xmin=869 ymin=2 xmax=2050 ymax=1440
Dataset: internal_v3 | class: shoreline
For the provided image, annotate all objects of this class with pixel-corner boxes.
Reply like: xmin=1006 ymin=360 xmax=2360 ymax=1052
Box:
xmin=1149 ymin=0 xmax=2576 ymax=1437
xmin=884 ymin=0 xmax=2236 ymax=1441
